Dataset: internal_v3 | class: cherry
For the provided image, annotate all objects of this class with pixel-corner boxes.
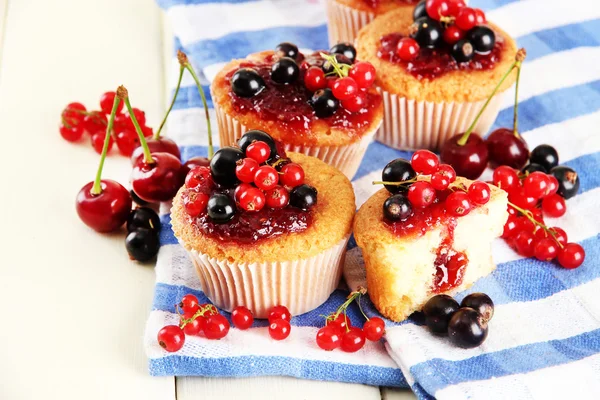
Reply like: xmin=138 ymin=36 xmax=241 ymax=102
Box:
xmin=182 ymin=156 xmax=210 ymax=176
xmin=440 ymin=134 xmax=488 ymax=180
xmin=514 ymin=230 xmax=536 ymax=257
xmin=235 ymin=158 xmax=259 ymax=183
xmin=180 ymin=294 xmax=200 ymax=314
xmin=60 ymin=124 xmax=84 ymax=142
xmin=340 ymin=327 xmax=366 ymax=352
xmin=269 ymin=319 xmax=291 ymax=340
xmin=100 ymin=91 xmax=124 ymax=115
xmin=341 ymin=91 xmax=367 ymax=112
xmin=443 ymin=25 xmax=465 ymax=45
xmin=304 ymin=67 xmax=327 ymax=92
xmin=132 ymin=152 xmax=184 ymax=202
xmin=348 ymin=61 xmax=376 ymax=89
xmin=542 ymin=194 xmax=566 ymax=218
xmin=280 ymin=163 xmax=305 ymax=188
xmin=363 ymin=317 xmax=385 ymax=341
xmin=131 ymin=137 xmax=181 ymax=165
xmin=468 ymin=181 xmax=491 ymax=205
xmin=231 ymin=306 xmax=254 ymax=330
xmin=411 ymin=149 xmax=439 ymax=175
xmin=455 ymin=7 xmax=477 ymax=31
xmin=492 ymin=166 xmax=519 ymax=193
xmin=407 ymin=181 xmax=436 ymax=208
xmin=157 ymin=325 xmax=185 ymax=352
xmin=182 ymin=189 xmax=209 ymax=217
xmin=486 ymin=128 xmax=529 ymax=170
xmin=254 ymin=165 xmax=279 ymax=191
xmin=557 ymin=243 xmax=585 ymax=269
xmin=204 ymin=314 xmax=230 ymax=340
xmin=91 ymin=132 xmax=112 ymax=154
xmin=446 ymin=191 xmax=473 ymax=216
xmin=316 ymin=325 xmax=342 ymax=351
xmin=268 ymin=305 xmax=291 ymax=324
xmin=238 ymin=187 xmax=266 ymax=212
xmin=396 ymin=37 xmax=420 ymax=61
xmin=523 ymin=171 xmax=550 ymax=200
xmin=265 ymin=186 xmax=290 ymax=209
xmin=76 ymin=180 xmax=132 ymax=233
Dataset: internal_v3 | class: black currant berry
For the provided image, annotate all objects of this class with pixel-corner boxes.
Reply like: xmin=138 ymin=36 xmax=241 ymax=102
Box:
xmin=383 ymin=194 xmax=413 ymax=221
xmin=550 ymin=166 xmax=580 ymax=199
xmin=322 ymin=54 xmax=352 ymax=75
xmin=530 ymin=144 xmax=559 ymax=171
xmin=452 ymin=39 xmax=475 ymax=63
xmin=125 ymin=228 xmax=160 ymax=262
xmin=521 ymin=163 xmax=547 ymax=174
xmin=413 ymin=0 xmax=427 ymax=20
xmin=127 ymin=207 xmax=161 ymax=234
xmin=130 ymin=189 xmax=149 ymax=206
xmin=423 ymin=295 xmax=460 ymax=335
xmin=275 ymin=42 xmax=299 ymax=60
xmin=410 ymin=17 xmax=443 ymax=49
xmin=311 ymin=88 xmax=339 ymax=118
xmin=382 ymin=158 xmax=417 ymax=194
xmin=237 ymin=130 xmax=278 ymax=159
xmin=210 ymin=147 xmax=245 ymax=188
xmin=448 ymin=308 xmax=489 ymax=348
xmin=329 ymin=42 xmax=357 ymax=63
xmin=290 ymin=184 xmax=318 ymax=211
xmin=207 ymin=193 xmax=236 ymax=223
xmin=460 ymin=293 xmax=494 ymax=322
xmin=231 ymin=68 xmax=266 ymax=98
xmin=466 ymin=26 xmax=496 ymax=53
xmin=271 ymin=57 xmax=300 ymax=85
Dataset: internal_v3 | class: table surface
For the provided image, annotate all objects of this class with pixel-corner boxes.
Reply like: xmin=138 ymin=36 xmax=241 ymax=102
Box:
xmin=0 ymin=0 xmax=414 ymax=398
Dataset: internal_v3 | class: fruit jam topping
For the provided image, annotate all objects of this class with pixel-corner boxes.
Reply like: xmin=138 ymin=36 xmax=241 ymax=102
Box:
xmin=225 ymin=54 xmax=381 ymax=136
xmin=377 ymin=32 xmax=505 ymax=80
xmin=432 ymin=223 xmax=468 ymax=293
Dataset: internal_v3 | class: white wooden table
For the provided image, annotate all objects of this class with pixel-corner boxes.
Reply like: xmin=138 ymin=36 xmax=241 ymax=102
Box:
xmin=0 ymin=0 xmax=414 ymax=398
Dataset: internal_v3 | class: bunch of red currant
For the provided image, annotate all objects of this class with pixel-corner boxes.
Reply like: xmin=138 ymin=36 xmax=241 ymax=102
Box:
xmin=59 ymin=92 xmax=153 ymax=156
xmin=315 ymin=288 xmax=385 ymax=352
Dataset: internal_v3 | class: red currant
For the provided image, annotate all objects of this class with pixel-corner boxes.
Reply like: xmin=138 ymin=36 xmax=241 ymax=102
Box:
xmin=254 ymin=165 xmax=279 ymax=191
xmin=239 ymin=186 xmax=266 ymax=212
xmin=493 ymin=166 xmax=519 ymax=193
xmin=328 ymin=313 xmax=351 ymax=333
xmin=157 ymin=325 xmax=185 ymax=352
xmin=142 ymin=125 xmax=154 ymax=137
xmin=502 ymin=215 xmax=522 ymax=239
xmin=446 ymin=191 xmax=473 ymax=216
xmin=269 ymin=319 xmax=291 ymax=340
xmin=542 ymin=194 xmax=566 ymax=218
xmin=340 ymin=327 xmax=366 ymax=353
xmin=546 ymin=175 xmax=559 ymax=196
xmin=115 ymin=129 xmax=140 ymax=156
xmin=316 ymin=325 xmax=342 ymax=351
xmin=411 ymin=150 xmax=439 ymax=175
xmin=181 ymin=314 xmax=203 ymax=336
xmin=265 ymin=186 xmax=290 ymax=209
xmin=268 ymin=305 xmax=291 ymax=324
xmin=431 ymin=174 xmax=450 ymax=190
xmin=332 ymin=77 xmax=359 ymax=101
xmin=447 ymin=0 xmax=466 ymax=16
xmin=473 ymin=8 xmax=486 ymax=24
xmin=341 ymin=90 xmax=367 ymax=113
xmin=455 ymin=7 xmax=477 ymax=31
xmin=280 ymin=163 xmax=305 ymax=187
xmin=348 ymin=61 xmax=376 ymax=89
xmin=91 ymin=132 xmax=112 ymax=154
xmin=363 ymin=317 xmax=385 ymax=341
xmin=62 ymin=102 xmax=86 ymax=126
xmin=443 ymin=25 xmax=465 ymax=44
xmin=524 ymin=172 xmax=550 ymax=200
xmin=182 ymin=189 xmax=209 ymax=217
xmin=551 ymin=227 xmax=568 ymax=245
xmin=204 ymin=314 xmax=230 ymax=340
xmin=396 ymin=37 xmax=420 ymax=61
xmin=509 ymin=188 xmax=538 ymax=210
xmin=426 ymin=0 xmax=451 ymax=20
xmin=234 ymin=183 xmax=253 ymax=202
xmin=185 ymin=166 xmax=213 ymax=191
xmin=246 ymin=141 xmax=271 ymax=164
xmin=231 ymin=306 xmax=254 ymax=330
xmin=180 ymin=294 xmax=200 ymax=314
xmin=534 ymin=238 xmax=559 ymax=261
xmin=83 ymin=111 xmax=108 ymax=135
xmin=59 ymin=124 xmax=84 ymax=142
xmin=468 ymin=181 xmax=491 ymax=205
xmin=235 ymin=157 xmax=259 ymax=183
xmin=514 ymin=230 xmax=535 ymax=257
xmin=304 ymin=67 xmax=327 ymax=92
xmin=557 ymin=243 xmax=585 ymax=269
xmin=407 ymin=181 xmax=436 ymax=208
xmin=437 ymin=164 xmax=457 ymax=182
xmin=126 ymin=108 xmax=146 ymax=129
xmin=99 ymin=91 xmax=124 ymax=115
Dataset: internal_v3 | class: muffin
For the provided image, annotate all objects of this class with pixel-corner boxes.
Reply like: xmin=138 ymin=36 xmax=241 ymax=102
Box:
xmin=356 ymin=5 xmax=518 ymax=150
xmin=171 ymin=131 xmax=355 ymax=318
xmin=326 ymin=0 xmax=421 ymax=45
xmin=210 ymin=42 xmax=384 ymax=179
xmin=353 ymin=157 xmax=508 ymax=322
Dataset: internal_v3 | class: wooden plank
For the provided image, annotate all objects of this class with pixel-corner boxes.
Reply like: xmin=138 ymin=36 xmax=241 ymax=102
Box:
xmin=382 ymin=387 xmax=418 ymax=399
xmin=0 ymin=0 xmax=174 ymax=399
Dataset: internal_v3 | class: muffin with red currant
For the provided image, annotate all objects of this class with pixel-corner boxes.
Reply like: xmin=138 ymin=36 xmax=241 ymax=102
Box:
xmin=171 ymin=131 xmax=356 ymax=318
xmin=356 ymin=1 xmax=517 ymax=150
xmin=353 ymin=151 xmax=508 ymax=322
xmin=210 ymin=42 xmax=383 ymax=179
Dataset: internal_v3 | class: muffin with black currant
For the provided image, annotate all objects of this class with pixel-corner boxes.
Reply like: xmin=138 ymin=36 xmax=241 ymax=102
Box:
xmin=171 ymin=131 xmax=355 ymax=319
xmin=210 ymin=41 xmax=383 ymax=179
xmin=356 ymin=1 xmax=517 ymax=150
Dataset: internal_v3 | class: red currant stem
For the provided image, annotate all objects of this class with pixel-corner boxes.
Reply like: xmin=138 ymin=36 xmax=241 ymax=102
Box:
xmin=512 ymin=64 xmax=522 ymax=137
xmin=183 ymin=60 xmax=214 ymax=159
xmin=90 ymin=95 xmax=122 ymax=195
xmin=372 ymin=177 xmax=419 ymax=186
xmin=178 ymin=304 xmax=217 ymax=328
xmin=123 ymin=95 xmax=154 ymax=164
xmin=155 ymin=65 xmax=185 ymax=140
xmin=508 ymin=201 xmax=565 ymax=249
xmin=319 ymin=52 xmax=350 ymax=78
xmin=356 ymin=294 xmax=370 ymax=322
xmin=327 ymin=287 xmax=367 ymax=330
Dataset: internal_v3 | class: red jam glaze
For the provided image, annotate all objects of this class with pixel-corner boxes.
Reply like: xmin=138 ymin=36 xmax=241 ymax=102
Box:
xmin=377 ymin=32 xmax=505 ymax=80
xmin=385 ymin=189 xmax=453 ymax=237
xmin=432 ymin=223 xmax=468 ymax=293
xmin=225 ymin=52 xmax=382 ymax=136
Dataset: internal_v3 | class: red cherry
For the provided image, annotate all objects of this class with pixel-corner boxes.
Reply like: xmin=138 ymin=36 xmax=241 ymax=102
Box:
xmin=493 ymin=166 xmax=520 ymax=193
xmin=341 ymin=90 xmax=367 ymax=113
xmin=514 ymin=230 xmax=536 ymax=257
xmin=204 ymin=314 xmax=230 ymax=340
xmin=443 ymin=25 xmax=465 ymax=44
xmin=235 ymin=158 xmax=259 ymax=183
xmin=332 ymin=77 xmax=359 ymax=101
xmin=407 ymin=181 xmax=436 ymax=208
xmin=83 ymin=111 xmax=107 ymax=135
xmin=440 ymin=134 xmax=489 ymax=180
xmin=396 ymin=37 xmax=420 ymax=61
xmin=473 ymin=8 xmax=486 ymax=24
xmin=91 ymin=132 xmax=113 ymax=154
xmin=100 ymin=91 xmax=124 ymax=115
xmin=523 ymin=172 xmax=550 ymax=200
xmin=542 ymin=194 xmax=567 ymax=218
xmin=363 ymin=317 xmax=385 ymax=341
xmin=455 ymin=7 xmax=477 ymax=31
xmin=411 ymin=150 xmax=439 ymax=175
xmin=425 ymin=0 xmax=451 ymax=20
xmin=340 ymin=327 xmax=366 ymax=353
xmin=280 ymin=163 xmax=305 ymax=187
xmin=182 ymin=189 xmax=209 ymax=217
xmin=269 ymin=319 xmax=291 ymax=340
xmin=254 ymin=165 xmax=279 ymax=191
xmin=316 ymin=325 xmax=342 ymax=351
xmin=61 ymin=102 xmax=86 ymax=126
xmin=231 ymin=306 xmax=254 ymax=330
xmin=115 ymin=129 xmax=140 ymax=156
xmin=180 ymin=294 xmax=200 ymax=314
xmin=557 ymin=243 xmax=585 ymax=269
xmin=328 ymin=313 xmax=351 ymax=333
xmin=246 ymin=141 xmax=271 ymax=164
xmin=239 ymin=187 xmax=266 ymax=212
xmin=131 ymin=152 xmax=185 ymax=202
xmin=157 ymin=325 xmax=185 ymax=352
xmin=268 ymin=305 xmax=291 ymax=324
xmin=486 ymin=128 xmax=530 ymax=170
xmin=131 ymin=137 xmax=181 ymax=165
xmin=182 ymin=156 xmax=210 ymax=176
xmin=265 ymin=186 xmax=290 ymax=209
xmin=76 ymin=180 xmax=132 ymax=233
xmin=534 ymin=238 xmax=559 ymax=261
xmin=59 ymin=124 xmax=84 ymax=142
xmin=446 ymin=191 xmax=473 ymax=216
xmin=181 ymin=314 xmax=203 ymax=336
xmin=508 ymin=187 xmax=538 ymax=210
xmin=468 ymin=181 xmax=491 ymax=205
xmin=304 ymin=67 xmax=327 ymax=92
xmin=348 ymin=62 xmax=376 ymax=89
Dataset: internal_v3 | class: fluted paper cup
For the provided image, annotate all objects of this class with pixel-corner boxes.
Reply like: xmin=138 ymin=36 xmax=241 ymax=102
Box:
xmin=183 ymin=235 xmax=350 ymax=319
xmin=326 ymin=0 xmax=376 ymax=46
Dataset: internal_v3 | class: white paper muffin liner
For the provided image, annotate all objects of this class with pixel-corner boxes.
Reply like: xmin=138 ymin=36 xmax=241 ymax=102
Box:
xmin=182 ymin=235 xmax=350 ymax=319
xmin=326 ymin=0 xmax=376 ymax=46
xmin=376 ymin=87 xmax=506 ymax=151
xmin=213 ymin=100 xmax=380 ymax=179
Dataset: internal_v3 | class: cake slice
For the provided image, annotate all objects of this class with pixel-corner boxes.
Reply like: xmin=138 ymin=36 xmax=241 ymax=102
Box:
xmin=354 ymin=177 xmax=508 ymax=322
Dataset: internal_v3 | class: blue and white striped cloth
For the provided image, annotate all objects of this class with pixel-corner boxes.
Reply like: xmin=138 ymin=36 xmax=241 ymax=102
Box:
xmin=146 ymin=0 xmax=600 ymax=397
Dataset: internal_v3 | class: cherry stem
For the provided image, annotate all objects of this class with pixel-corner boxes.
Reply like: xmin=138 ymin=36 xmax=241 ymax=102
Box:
xmin=122 ymin=93 xmax=154 ymax=164
xmin=513 ymin=64 xmax=522 ymax=137
xmin=508 ymin=201 xmax=564 ymax=249
xmin=91 ymin=94 xmax=122 ymax=195
xmin=155 ymin=65 xmax=185 ymax=140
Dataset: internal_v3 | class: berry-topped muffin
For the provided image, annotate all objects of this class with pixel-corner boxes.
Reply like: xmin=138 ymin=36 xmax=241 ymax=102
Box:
xmin=353 ymin=152 xmax=508 ymax=322
xmin=356 ymin=1 xmax=518 ymax=150
xmin=210 ymin=42 xmax=384 ymax=179
xmin=171 ymin=131 xmax=355 ymax=318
